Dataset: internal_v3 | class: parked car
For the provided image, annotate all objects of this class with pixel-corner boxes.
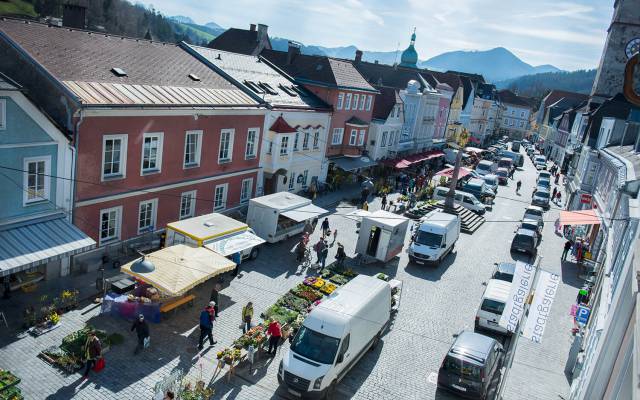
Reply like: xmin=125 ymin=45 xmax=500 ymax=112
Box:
xmin=475 ymin=160 xmax=495 ymax=176
xmin=523 ymin=206 xmax=545 ymax=228
xmin=483 ymin=174 xmax=499 ymax=194
xmin=510 ymin=228 xmax=539 ymax=255
xmin=463 ymin=178 xmax=495 ymax=204
xmin=535 ymin=161 xmax=547 ymax=170
xmin=408 ymin=210 xmax=460 ymax=265
xmin=532 ymin=188 xmax=551 ymax=209
xmin=437 ymin=331 xmax=505 ymax=399
xmin=496 ymin=168 xmax=509 ymax=185
xmin=497 ymin=157 xmax=513 ymax=170
xmin=537 ymin=171 xmax=551 ymax=182
xmin=537 ymin=178 xmax=551 ymax=190
xmin=475 ymin=279 xmax=512 ymax=335
xmin=519 ymin=218 xmax=543 ymax=236
xmin=526 ymin=147 xmax=535 ymax=157
xmin=491 ymin=262 xmax=515 ymax=283
xmin=433 ymin=187 xmax=487 ymax=215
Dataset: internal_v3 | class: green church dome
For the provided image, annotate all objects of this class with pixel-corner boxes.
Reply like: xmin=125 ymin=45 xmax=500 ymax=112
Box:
xmin=399 ymin=30 xmax=418 ymax=68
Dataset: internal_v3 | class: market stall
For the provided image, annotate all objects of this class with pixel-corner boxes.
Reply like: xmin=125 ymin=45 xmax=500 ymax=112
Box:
xmin=101 ymin=245 xmax=235 ymax=321
xmin=355 ymin=210 xmax=410 ymax=263
xmin=247 ymin=192 xmax=328 ymax=243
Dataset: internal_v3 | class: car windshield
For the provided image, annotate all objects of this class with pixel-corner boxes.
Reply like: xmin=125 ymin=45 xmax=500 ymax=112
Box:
xmin=536 ymin=191 xmax=550 ymax=199
xmin=526 ymin=209 xmax=542 ymax=217
xmin=443 ymin=355 xmax=482 ymax=380
xmin=493 ymin=271 xmax=514 ymax=282
xmin=290 ymin=326 xmax=340 ymax=365
xmin=514 ymin=234 xmax=534 ymax=247
xmin=521 ymin=222 xmax=538 ymax=231
xmin=485 ymin=178 xmax=497 ymax=185
xmin=497 ymin=171 xmax=507 ymax=177
xmin=477 ymin=164 xmax=490 ymax=171
xmin=481 ymin=299 xmax=506 ymax=314
xmin=538 ymin=180 xmax=550 ymax=186
xmin=415 ymin=231 xmax=443 ymax=247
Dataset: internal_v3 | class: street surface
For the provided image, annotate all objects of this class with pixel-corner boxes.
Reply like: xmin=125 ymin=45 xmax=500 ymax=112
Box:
xmin=0 ymin=152 xmax=577 ymax=400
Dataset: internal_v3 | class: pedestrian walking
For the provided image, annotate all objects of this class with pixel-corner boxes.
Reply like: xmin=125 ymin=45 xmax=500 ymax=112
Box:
xmin=241 ymin=302 xmax=253 ymax=334
xmin=320 ymin=239 xmax=329 ymax=268
xmin=205 ymin=301 xmax=216 ymax=321
xmin=335 ymin=243 xmax=346 ymax=268
xmin=266 ymin=320 xmax=282 ymax=355
xmin=314 ymin=238 xmax=325 ymax=266
xmin=321 ymin=217 xmax=330 ymax=238
xmin=82 ymin=331 xmax=102 ymax=379
xmin=381 ymin=194 xmax=387 ymax=211
xmin=332 ymin=229 xmax=338 ymax=245
xmin=555 ymin=174 xmax=560 ymax=184
xmin=562 ymin=239 xmax=573 ymax=261
xmin=303 ymin=220 xmax=314 ymax=235
xmin=210 ymin=283 xmax=221 ymax=317
xmin=556 ymin=191 xmax=562 ymax=205
xmin=552 ymin=187 xmax=558 ymax=199
xmin=198 ymin=304 xmax=216 ymax=350
xmin=508 ymin=167 xmax=515 ymax=179
xmin=131 ymin=314 xmax=150 ymax=354
xmin=231 ymin=251 xmax=241 ymax=277
xmin=516 ymin=180 xmax=522 ymax=194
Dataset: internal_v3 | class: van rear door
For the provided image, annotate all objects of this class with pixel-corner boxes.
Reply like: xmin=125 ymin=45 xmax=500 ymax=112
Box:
xmin=439 ymin=355 xmax=483 ymax=394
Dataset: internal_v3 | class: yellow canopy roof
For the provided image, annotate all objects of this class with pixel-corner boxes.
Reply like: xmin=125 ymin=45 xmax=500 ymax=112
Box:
xmin=121 ymin=244 xmax=235 ymax=296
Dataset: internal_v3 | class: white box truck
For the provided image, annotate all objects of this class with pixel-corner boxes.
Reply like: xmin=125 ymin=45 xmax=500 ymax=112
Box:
xmin=278 ymin=275 xmax=391 ymax=399
xmin=407 ymin=210 xmax=460 ymax=265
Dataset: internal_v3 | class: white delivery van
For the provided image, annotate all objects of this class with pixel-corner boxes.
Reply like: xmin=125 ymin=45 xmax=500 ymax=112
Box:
xmin=165 ymin=213 xmax=265 ymax=260
xmin=247 ymin=192 xmax=328 ymax=243
xmin=408 ymin=210 xmax=460 ymax=265
xmin=475 ymin=279 xmax=512 ymax=335
xmin=433 ymin=187 xmax=486 ymax=215
xmin=279 ymin=275 xmax=391 ymax=399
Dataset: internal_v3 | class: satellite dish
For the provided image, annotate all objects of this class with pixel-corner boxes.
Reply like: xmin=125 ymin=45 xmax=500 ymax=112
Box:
xmin=131 ymin=255 xmax=155 ymax=273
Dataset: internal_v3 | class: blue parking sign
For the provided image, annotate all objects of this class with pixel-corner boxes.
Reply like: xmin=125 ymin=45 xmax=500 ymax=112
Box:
xmin=576 ymin=305 xmax=591 ymax=325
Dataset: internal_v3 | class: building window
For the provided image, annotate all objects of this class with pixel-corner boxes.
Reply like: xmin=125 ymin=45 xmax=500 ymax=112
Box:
xmin=345 ymin=93 xmax=352 ymax=110
xmin=349 ymin=129 xmax=358 ymax=145
xmin=359 ymin=94 xmax=366 ymax=110
xmin=366 ymin=95 xmax=372 ymax=111
xmin=358 ymin=129 xmax=365 ymax=145
xmin=218 ymin=129 xmax=234 ymax=163
xmin=313 ymin=130 xmax=320 ymax=149
xmin=141 ymin=132 xmax=163 ymax=174
xmin=332 ymin=128 xmax=344 ymax=145
xmin=520 ymin=111 xmax=525 ymax=118
xmin=138 ymin=199 xmax=157 ymax=234
xmin=184 ymin=130 xmax=202 ymax=167
xmin=511 ymin=109 xmax=515 ymax=115
xmin=23 ymin=156 xmax=50 ymax=204
xmin=302 ymin=170 xmax=308 ymax=186
xmin=302 ymin=130 xmax=310 ymax=150
xmin=179 ymin=190 xmax=196 ymax=219
xmin=337 ymin=93 xmax=344 ymax=110
xmin=267 ymin=139 xmax=273 ymax=155
xmin=353 ymin=94 xmax=360 ymax=111
xmin=504 ymin=118 xmax=509 ymax=126
xmin=99 ymin=206 xmax=122 ymax=244
xmin=240 ymin=178 xmax=253 ymax=203
xmin=102 ymin=134 xmax=127 ymax=180
xmin=245 ymin=128 xmax=259 ymax=159
xmin=389 ymin=131 xmax=395 ymax=146
xmin=0 ymin=99 xmax=5 ymax=130
xmin=288 ymin=171 xmax=295 ymax=191
xmin=280 ymin=136 xmax=289 ymax=155
xmin=519 ymin=121 xmax=524 ymax=128
xmin=509 ymin=120 xmax=514 ymax=126
xmin=214 ymin=184 xmax=228 ymax=211
xmin=381 ymin=131 xmax=388 ymax=147
xmin=293 ymin=131 xmax=300 ymax=151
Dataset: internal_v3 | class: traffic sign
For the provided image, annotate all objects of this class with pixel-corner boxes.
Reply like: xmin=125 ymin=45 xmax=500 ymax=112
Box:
xmin=580 ymin=193 xmax=592 ymax=204
xmin=576 ymin=305 xmax=591 ymax=325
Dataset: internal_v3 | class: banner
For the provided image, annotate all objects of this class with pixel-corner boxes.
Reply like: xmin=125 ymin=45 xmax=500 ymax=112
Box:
xmin=521 ymin=271 xmax=561 ymax=343
xmin=499 ymin=261 xmax=536 ymax=333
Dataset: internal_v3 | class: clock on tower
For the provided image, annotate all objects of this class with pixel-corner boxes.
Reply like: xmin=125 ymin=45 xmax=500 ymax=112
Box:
xmin=626 ymin=38 xmax=640 ymax=60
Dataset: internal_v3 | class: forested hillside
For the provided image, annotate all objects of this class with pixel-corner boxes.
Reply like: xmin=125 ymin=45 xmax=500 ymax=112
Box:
xmin=496 ymin=69 xmax=596 ymax=98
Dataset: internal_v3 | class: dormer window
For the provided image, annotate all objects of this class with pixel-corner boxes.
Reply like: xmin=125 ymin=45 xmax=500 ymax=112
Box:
xmin=111 ymin=67 xmax=127 ymax=77
xmin=244 ymin=80 xmax=264 ymax=94
xmin=279 ymin=84 xmax=298 ymax=97
xmin=258 ymin=82 xmax=278 ymax=95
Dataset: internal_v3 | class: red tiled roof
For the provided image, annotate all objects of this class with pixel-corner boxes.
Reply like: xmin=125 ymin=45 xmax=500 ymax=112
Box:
xmin=269 ymin=115 xmax=297 ymax=133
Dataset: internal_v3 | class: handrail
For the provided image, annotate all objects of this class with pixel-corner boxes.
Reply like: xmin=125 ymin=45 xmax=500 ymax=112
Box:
xmin=623 ymin=52 xmax=640 ymax=106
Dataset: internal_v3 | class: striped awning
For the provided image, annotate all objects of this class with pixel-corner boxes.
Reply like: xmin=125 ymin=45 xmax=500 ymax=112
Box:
xmin=0 ymin=214 xmax=95 ymax=277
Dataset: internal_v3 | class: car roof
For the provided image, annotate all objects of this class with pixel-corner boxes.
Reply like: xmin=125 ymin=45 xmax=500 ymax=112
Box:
xmin=516 ymin=228 xmax=535 ymax=237
xmin=449 ymin=331 xmax=496 ymax=363
xmin=467 ymin=178 xmax=485 ymax=185
xmin=497 ymin=167 xmax=508 ymax=172
xmin=535 ymin=188 xmax=550 ymax=193
xmin=484 ymin=174 xmax=497 ymax=180
xmin=484 ymin=279 xmax=512 ymax=302
xmin=496 ymin=262 xmax=516 ymax=275
xmin=526 ymin=205 xmax=544 ymax=212
xmin=521 ymin=218 xmax=539 ymax=225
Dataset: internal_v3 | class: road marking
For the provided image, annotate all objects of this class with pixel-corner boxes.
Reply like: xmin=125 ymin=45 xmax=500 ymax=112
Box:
xmin=428 ymin=372 xmax=438 ymax=385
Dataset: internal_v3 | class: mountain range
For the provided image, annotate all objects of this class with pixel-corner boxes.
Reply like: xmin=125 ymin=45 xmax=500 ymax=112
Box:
xmin=170 ymin=17 xmax=564 ymax=83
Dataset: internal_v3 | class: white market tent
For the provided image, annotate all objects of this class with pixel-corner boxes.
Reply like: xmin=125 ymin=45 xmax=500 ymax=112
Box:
xmin=121 ymin=244 xmax=235 ymax=296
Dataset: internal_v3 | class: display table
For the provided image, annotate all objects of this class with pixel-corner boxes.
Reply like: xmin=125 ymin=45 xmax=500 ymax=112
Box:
xmin=101 ymin=293 xmax=161 ymax=323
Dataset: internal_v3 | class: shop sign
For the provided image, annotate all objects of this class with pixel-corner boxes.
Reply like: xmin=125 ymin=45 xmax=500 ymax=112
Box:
xmin=575 ymin=305 xmax=591 ymax=325
xmin=499 ymin=261 xmax=536 ymax=333
xmin=580 ymin=193 xmax=592 ymax=204
xmin=522 ymin=271 xmax=560 ymax=343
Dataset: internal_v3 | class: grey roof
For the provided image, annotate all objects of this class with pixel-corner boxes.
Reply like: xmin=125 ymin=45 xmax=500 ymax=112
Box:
xmin=0 ymin=71 xmax=19 ymax=90
xmin=185 ymin=45 xmax=330 ymax=110
xmin=0 ymin=214 xmax=96 ymax=276
xmin=605 ymin=146 xmax=640 ymax=181
xmin=451 ymin=331 xmax=495 ymax=362
xmin=0 ymin=18 xmax=259 ymax=107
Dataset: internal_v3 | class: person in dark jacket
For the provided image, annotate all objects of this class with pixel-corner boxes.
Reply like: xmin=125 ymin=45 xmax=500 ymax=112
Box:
xmin=83 ymin=331 xmax=102 ymax=378
xmin=131 ymin=314 xmax=150 ymax=354
xmin=198 ymin=306 xmax=216 ymax=350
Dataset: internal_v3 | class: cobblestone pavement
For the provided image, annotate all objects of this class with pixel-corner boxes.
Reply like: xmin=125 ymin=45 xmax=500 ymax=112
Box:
xmin=0 ymin=159 xmax=578 ymax=400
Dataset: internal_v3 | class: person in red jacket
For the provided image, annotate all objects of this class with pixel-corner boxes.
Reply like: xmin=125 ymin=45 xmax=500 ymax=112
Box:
xmin=266 ymin=320 xmax=282 ymax=356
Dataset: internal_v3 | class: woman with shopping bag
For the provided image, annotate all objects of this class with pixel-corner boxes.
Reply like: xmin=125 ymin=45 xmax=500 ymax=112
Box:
xmin=82 ymin=331 xmax=102 ymax=379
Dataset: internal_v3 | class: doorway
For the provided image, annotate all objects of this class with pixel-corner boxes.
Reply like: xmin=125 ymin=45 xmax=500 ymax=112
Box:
xmin=366 ymin=226 xmax=381 ymax=257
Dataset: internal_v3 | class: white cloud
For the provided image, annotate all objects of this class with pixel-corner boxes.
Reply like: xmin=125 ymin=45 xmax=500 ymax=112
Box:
xmin=486 ymin=24 xmax=604 ymax=46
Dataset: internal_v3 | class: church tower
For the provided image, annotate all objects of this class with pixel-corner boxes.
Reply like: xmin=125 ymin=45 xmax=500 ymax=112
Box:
xmin=591 ymin=0 xmax=640 ymax=102
xmin=399 ymin=29 xmax=419 ymax=69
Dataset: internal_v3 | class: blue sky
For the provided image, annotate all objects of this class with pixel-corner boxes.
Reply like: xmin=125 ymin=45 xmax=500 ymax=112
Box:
xmin=138 ymin=0 xmax=613 ymax=71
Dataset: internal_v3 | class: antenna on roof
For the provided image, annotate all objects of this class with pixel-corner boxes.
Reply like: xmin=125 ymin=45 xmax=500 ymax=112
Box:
xmin=394 ymin=42 xmax=400 ymax=65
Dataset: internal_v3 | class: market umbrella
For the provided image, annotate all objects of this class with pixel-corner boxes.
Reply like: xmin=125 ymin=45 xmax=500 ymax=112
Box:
xmin=121 ymin=244 xmax=235 ymax=296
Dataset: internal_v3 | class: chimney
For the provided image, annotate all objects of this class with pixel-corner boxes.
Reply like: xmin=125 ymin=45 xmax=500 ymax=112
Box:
xmin=250 ymin=24 xmax=256 ymax=32
xmin=257 ymin=24 xmax=268 ymax=42
xmin=62 ymin=3 xmax=87 ymax=29
xmin=355 ymin=49 xmax=363 ymax=63
xmin=374 ymin=60 xmax=379 ymax=64
xmin=287 ymin=41 xmax=301 ymax=65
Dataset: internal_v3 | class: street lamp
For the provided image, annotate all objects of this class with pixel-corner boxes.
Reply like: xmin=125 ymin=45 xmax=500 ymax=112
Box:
xmin=444 ymin=128 xmax=470 ymax=211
